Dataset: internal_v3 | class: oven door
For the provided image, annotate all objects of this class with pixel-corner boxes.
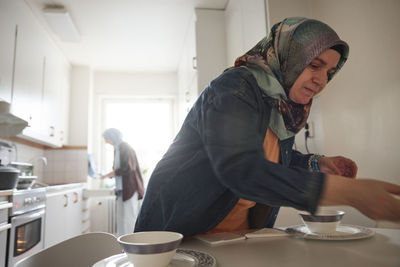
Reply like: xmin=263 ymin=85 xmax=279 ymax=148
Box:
xmin=8 ymin=208 xmax=45 ymax=267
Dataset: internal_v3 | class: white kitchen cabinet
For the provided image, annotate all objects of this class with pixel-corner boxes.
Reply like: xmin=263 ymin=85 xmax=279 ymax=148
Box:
xmin=11 ymin=0 xmax=45 ymax=133
xmin=0 ymin=1 xmax=18 ymax=103
xmin=0 ymin=192 xmax=12 ymax=267
xmin=177 ymin=14 xmax=197 ymax=124
xmin=81 ymin=195 xmax=90 ymax=234
xmin=88 ymin=195 xmax=116 ymax=234
xmin=42 ymin=40 xmax=70 ymax=146
xmin=84 ymin=188 xmax=116 ymax=234
xmin=225 ymin=0 xmax=267 ymax=65
xmin=177 ymin=9 xmax=227 ymax=125
xmin=44 ymin=187 xmax=83 ymax=248
xmin=4 ymin=0 xmax=71 ymax=147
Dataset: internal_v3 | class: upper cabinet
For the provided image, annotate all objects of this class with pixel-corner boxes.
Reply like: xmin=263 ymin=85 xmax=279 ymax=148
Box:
xmin=1 ymin=0 xmax=70 ymax=147
xmin=0 ymin=1 xmax=18 ymax=103
xmin=177 ymin=9 xmax=227 ymax=125
xmin=12 ymin=3 xmax=46 ymax=134
xmin=177 ymin=13 xmax=197 ymax=124
xmin=225 ymin=0 xmax=267 ymax=64
xmin=42 ymin=40 xmax=70 ymax=146
xmin=177 ymin=0 xmax=268 ymax=126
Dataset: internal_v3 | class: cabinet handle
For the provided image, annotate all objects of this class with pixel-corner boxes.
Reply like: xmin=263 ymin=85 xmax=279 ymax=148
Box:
xmin=0 ymin=223 xmax=12 ymax=233
xmin=192 ymin=57 xmax=197 ymax=69
xmin=64 ymin=194 xmax=68 ymax=207
xmin=50 ymin=126 xmax=55 ymax=137
xmin=185 ymin=91 xmax=190 ymax=102
xmin=73 ymin=192 xmax=78 ymax=203
xmin=0 ymin=202 xmax=12 ymax=210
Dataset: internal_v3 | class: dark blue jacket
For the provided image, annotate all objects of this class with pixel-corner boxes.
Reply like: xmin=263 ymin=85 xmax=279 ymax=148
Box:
xmin=135 ymin=66 xmax=325 ymax=237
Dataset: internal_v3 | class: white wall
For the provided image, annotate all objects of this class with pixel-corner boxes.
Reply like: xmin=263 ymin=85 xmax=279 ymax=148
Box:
xmin=269 ymin=0 xmax=400 ymax=228
xmin=69 ymin=66 xmax=92 ymax=146
xmin=268 ymin=0 xmax=400 ymax=185
xmin=314 ymin=0 xmax=400 ymax=228
xmin=312 ymin=0 xmax=400 ymax=185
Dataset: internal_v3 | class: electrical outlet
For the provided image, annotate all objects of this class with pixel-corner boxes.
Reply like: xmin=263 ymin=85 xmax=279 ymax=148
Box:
xmin=308 ymin=121 xmax=314 ymax=137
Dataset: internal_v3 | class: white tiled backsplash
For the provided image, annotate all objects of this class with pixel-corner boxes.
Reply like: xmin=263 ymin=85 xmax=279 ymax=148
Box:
xmin=1 ymin=139 xmax=88 ymax=185
xmin=2 ymin=139 xmax=46 ymax=178
xmin=44 ymin=149 xmax=88 ymax=185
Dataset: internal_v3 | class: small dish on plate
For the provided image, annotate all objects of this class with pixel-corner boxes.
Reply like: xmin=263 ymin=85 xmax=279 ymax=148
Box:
xmin=298 ymin=210 xmax=345 ymax=234
xmin=286 ymin=224 xmax=375 ymax=241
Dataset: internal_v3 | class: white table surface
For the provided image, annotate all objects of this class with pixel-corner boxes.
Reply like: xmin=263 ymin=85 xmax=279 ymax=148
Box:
xmin=180 ymin=228 xmax=400 ymax=267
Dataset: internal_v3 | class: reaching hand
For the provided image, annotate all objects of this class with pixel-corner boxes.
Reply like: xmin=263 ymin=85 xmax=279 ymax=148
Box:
xmin=321 ymin=176 xmax=400 ymax=222
xmin=348 ymin=179 xmax=400 ymax=221
xmin=319 ymin=156 xmax=358 ymax=178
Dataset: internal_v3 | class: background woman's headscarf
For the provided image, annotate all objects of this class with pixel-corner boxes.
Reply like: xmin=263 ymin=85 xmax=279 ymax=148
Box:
xmin=103 ymin=128 xmax=123 ymax=170
xmin=234 ymin=17 xmax=349 ymax=137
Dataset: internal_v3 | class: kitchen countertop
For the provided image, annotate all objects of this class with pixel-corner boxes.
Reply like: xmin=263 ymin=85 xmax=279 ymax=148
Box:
xmin=83 ymin=188 xmax=115 ymax=198
xmin=45 ymin=182 xmax=86 ymax=194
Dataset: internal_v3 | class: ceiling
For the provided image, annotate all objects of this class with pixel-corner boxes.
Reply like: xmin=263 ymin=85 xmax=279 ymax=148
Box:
xmin=25 ymin=0 xmax=229 ymax=73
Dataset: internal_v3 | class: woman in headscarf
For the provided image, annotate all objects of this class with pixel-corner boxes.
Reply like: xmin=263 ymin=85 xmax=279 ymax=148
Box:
xmin=135 ymin=18 xmax=400 ymax=237
xmin=101 ymin=128 xmax=145 ymax=236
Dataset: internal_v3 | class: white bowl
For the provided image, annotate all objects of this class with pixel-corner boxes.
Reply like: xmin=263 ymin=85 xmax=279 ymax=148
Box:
xmin=117 ymin=231 xmax=183 ymax=267
xmin=299 ymin=210 xmax=345 ymax=234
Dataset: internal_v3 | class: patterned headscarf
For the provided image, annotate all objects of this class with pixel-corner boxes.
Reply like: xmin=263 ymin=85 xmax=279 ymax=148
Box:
xmin=235 ymin=17 xmax=349 ymax=135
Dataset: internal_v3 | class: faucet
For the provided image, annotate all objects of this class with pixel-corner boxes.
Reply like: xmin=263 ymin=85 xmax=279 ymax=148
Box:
xmin=29 ymin=156 xmax=48 ymax=166
xmin=28 ymin=156 xmax=47 ymax=178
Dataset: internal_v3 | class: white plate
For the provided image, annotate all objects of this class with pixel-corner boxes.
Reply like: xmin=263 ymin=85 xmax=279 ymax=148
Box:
xmin=92 ymin=249 xmax=217 ymax=267
xmin=286 ymin=224 xmax=375 ymax=240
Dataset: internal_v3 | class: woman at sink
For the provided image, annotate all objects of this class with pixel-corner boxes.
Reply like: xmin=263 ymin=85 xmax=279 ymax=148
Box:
xmin=101 ymin=128 xmax=145 ymax=236
xmin=135 ymin=17 xmax=400 ymax=237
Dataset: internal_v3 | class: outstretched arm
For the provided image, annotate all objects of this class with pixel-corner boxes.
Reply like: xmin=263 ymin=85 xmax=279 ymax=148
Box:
xmin=320 ymin=175 xmax=400 ymax=221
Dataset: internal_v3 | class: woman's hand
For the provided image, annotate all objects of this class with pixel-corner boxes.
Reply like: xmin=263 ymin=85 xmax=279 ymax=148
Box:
xmin=320 ymin=175 xmax=400 ymax=221
xmin=99 ymin=171 xmax=115 ymax=180
xmin=348 ymin=179 xmax=400 ymax=221
xmin=318 ymin=156 xmax=358 ymax=178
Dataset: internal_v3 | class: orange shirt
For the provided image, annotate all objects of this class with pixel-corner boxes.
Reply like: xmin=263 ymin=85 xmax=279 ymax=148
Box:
xmin=208 ymin=128 xmax=280 ymax=233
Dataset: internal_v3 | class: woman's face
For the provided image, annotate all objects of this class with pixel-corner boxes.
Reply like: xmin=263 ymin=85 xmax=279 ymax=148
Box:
xmin=289 ymin=49 xmax=341 ymax=104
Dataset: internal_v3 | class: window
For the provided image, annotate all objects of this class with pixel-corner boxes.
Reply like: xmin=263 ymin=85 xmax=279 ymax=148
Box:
xmin=101 ymin=98 xmax=175 ymax=186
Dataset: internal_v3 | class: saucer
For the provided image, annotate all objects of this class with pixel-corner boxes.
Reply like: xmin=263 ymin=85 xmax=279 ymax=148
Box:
xmin=92 ymin=249 xmax=217 ymax=267
xmin=286 ymin=224 xmax=375 ymax=240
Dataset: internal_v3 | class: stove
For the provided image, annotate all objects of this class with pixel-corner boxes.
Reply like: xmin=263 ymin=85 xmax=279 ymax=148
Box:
xmin=7 ymin=188 xmax=46 ymax=266
xmin=10 ymin=188 xmax=46 ymax=216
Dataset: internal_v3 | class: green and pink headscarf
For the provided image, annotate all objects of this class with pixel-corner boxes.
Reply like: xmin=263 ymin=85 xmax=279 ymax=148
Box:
xmin=235 ymin=17 xmax=349 ymax=138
